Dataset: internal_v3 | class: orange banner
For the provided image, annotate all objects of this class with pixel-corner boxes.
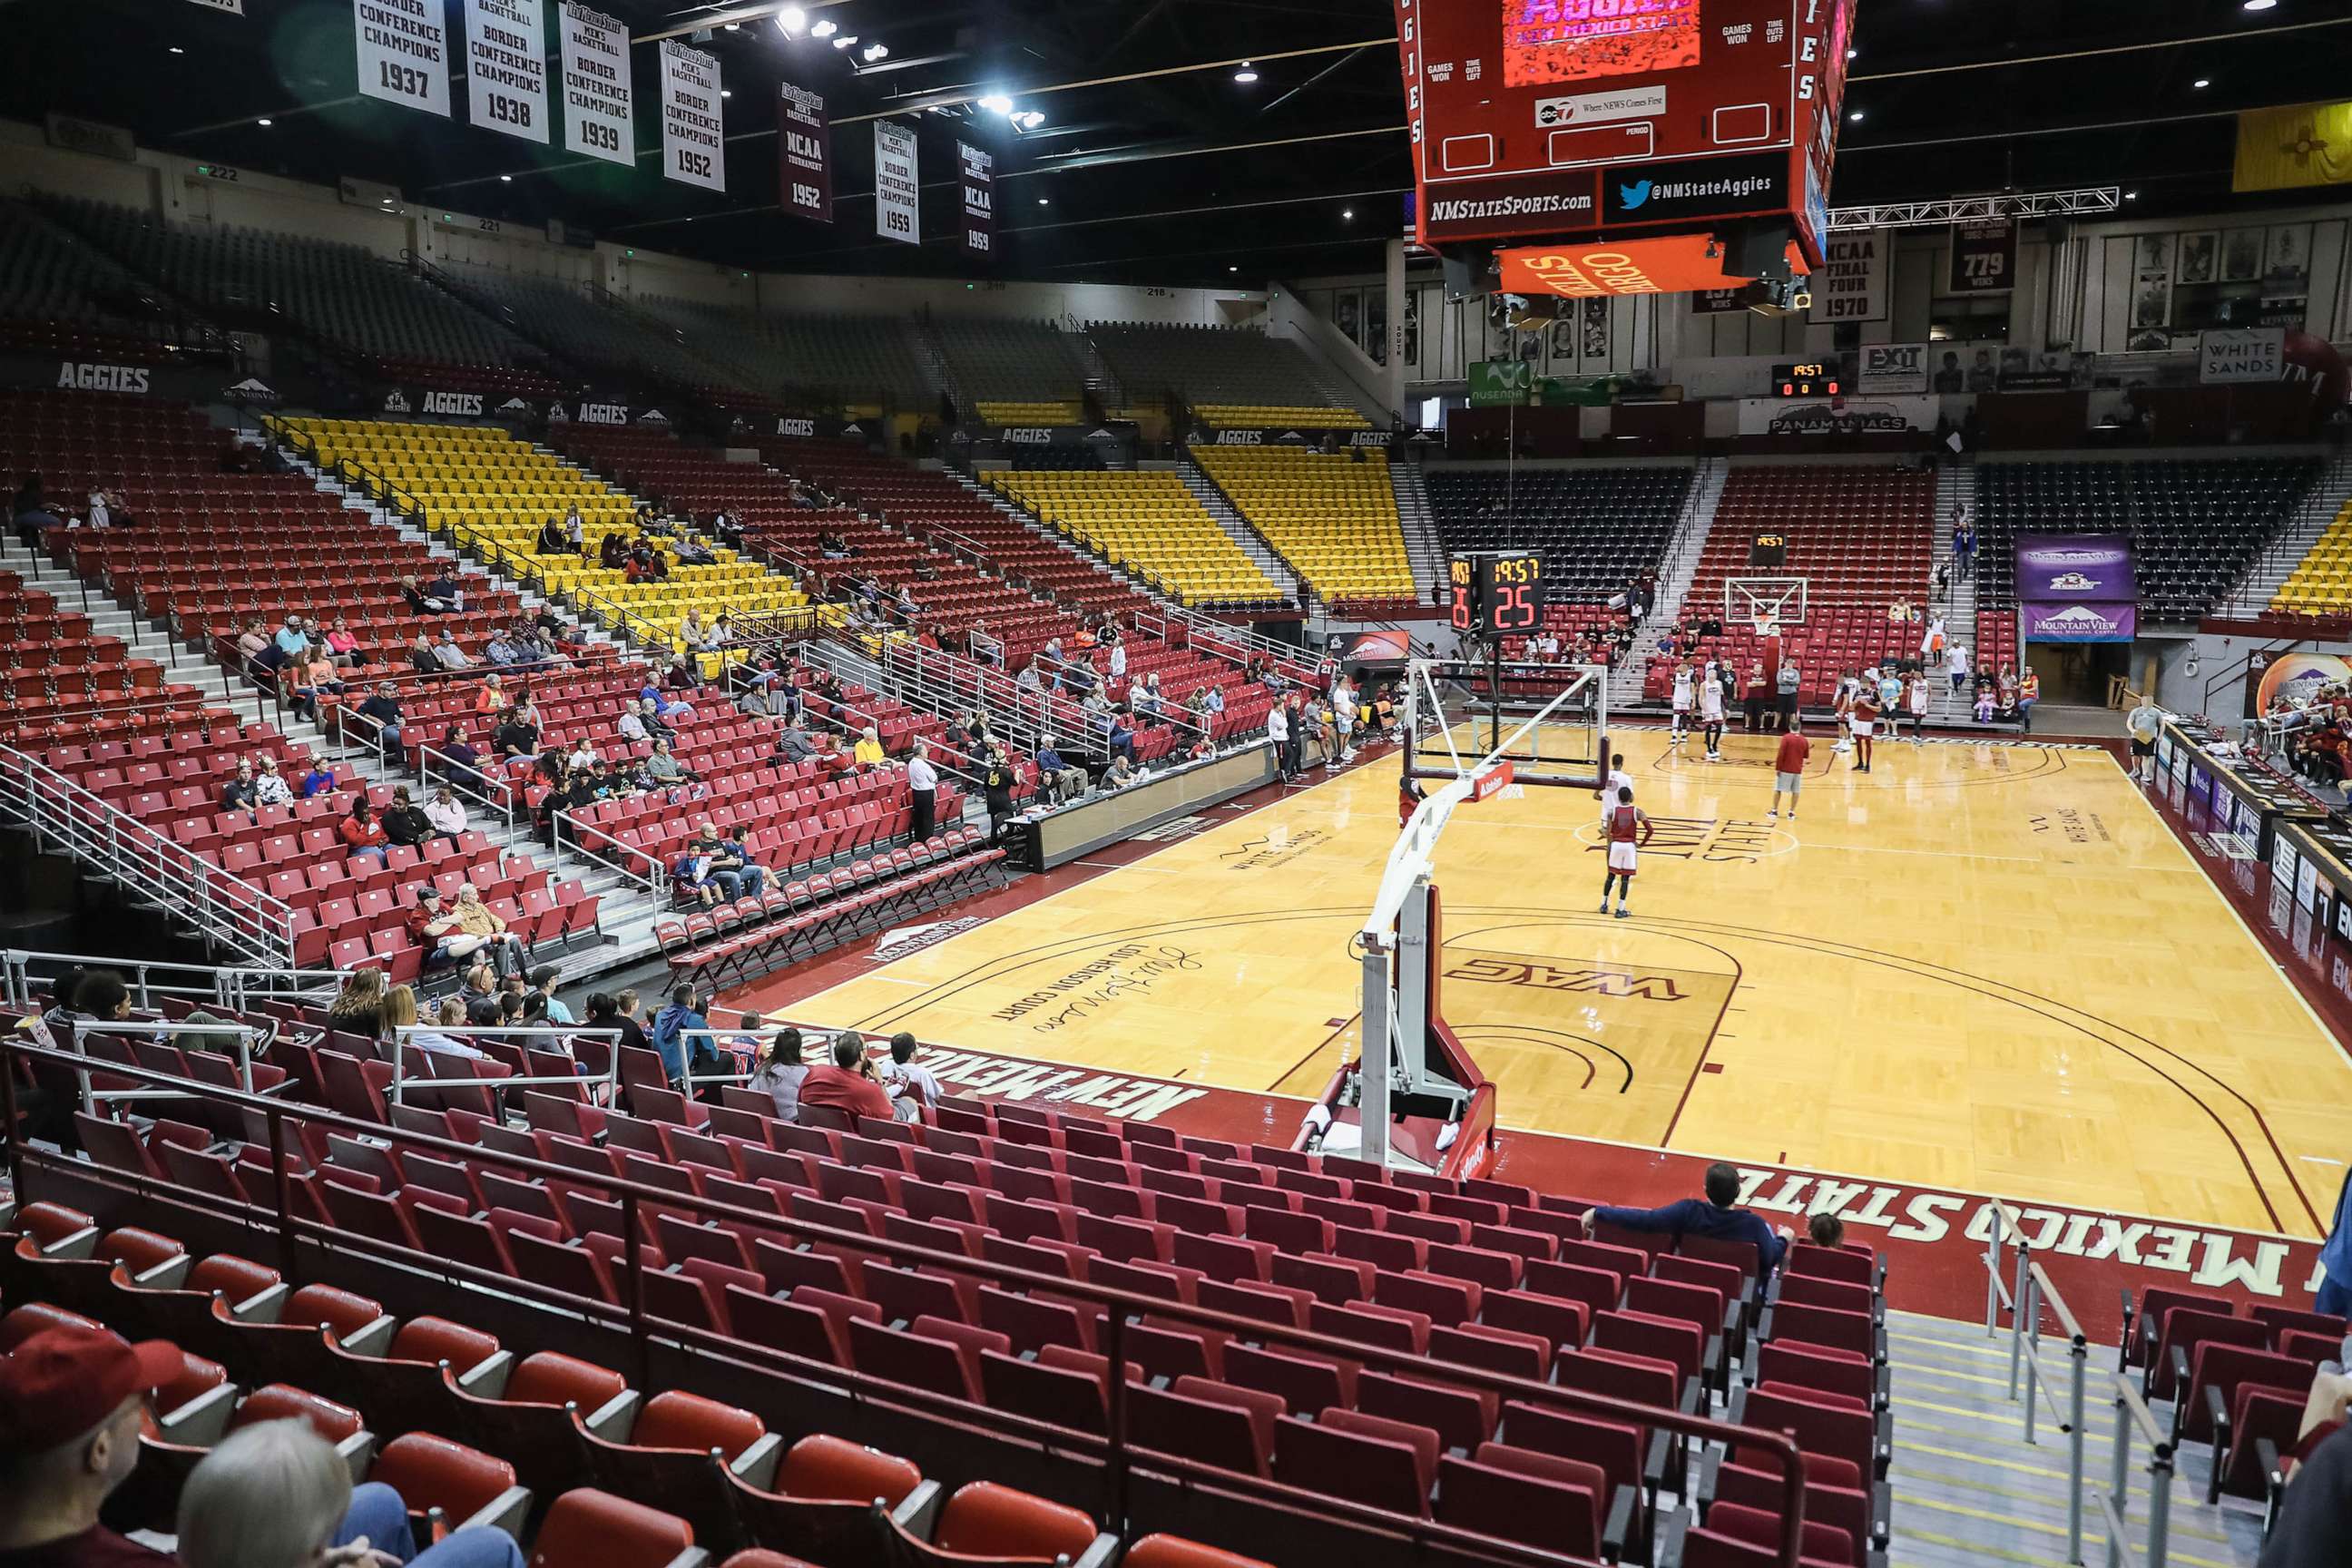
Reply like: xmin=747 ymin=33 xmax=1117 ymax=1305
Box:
xmin=1495 ymin=233 xmax=1800 ymax=299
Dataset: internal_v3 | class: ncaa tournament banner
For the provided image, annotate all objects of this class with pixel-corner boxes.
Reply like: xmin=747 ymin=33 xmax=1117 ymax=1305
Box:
xmin=2014 ymin=534 xmax=2134 ymax=602
xmin=354 ymin=0 xmax=452 ymax=118
xmin=778 ymin=79 xmax=832 ymax=223
xmin=1858 ymin=342 xmax=1930 ymax=394
xmin=874 ymin=121 xmax=920 ymax=245
xmin=658 ymin=40 xmax=724 ymax=191
xmin=464 ymin=0 xmax=548 ymax=144
xmin=1947 ymin=216 xmax=2017 ymax=293
xmin=558 ymin=5 xmax=633 ymax=167
xmin=957 ymin=141 xmax=995 ymax=260
xmin=1807 ymin=229 xmax=1887 ymax=324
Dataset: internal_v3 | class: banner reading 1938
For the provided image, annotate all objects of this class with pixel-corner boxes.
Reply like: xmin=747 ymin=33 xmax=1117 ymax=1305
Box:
xmin=464 ymin=0 xmax=548 ymax=145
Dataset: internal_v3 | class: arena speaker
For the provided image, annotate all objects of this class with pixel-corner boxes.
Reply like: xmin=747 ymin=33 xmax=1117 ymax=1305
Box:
xmin=1728 ymin=220 xmax=1798 ymax=282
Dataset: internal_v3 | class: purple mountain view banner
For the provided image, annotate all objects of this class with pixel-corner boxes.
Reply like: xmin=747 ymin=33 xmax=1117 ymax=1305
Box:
xmin=2022 ymin=601 xmax=2137 ymax=642
xmin=2014 ymin=534 xmax=2135 ymax=603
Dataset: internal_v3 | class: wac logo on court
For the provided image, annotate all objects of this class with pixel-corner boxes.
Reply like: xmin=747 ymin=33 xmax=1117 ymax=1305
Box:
xmin=1446 ymin=956 xmax=1687 ymax=1001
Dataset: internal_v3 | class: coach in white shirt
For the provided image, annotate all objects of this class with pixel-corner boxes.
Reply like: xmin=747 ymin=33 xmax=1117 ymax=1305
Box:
xmin=1267 ymin=701 xmax=1291 ymax=780
xmin=906 ymin=739 xmax=938 ymax=840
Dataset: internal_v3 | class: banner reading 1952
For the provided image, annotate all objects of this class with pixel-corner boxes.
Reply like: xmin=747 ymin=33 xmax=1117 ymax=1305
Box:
xmin=778 ymin=79 xmax=832 ymax=223
xmin=957 ymin=141 xmax=994 ymax=260
xmin=658 ymin=39 xmax=724 ymax=191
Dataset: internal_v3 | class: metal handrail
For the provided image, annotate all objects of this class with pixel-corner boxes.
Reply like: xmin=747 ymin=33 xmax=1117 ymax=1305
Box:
xmin=387 ymin=1024 xmax=623 ymax=1108
xmin=0 ymin=1039 xmax=1815 ymax=1568
xmin=0 ymin=743 xmax=299 ymax=968
xmin=1983 ymin=1198 xmax=2176 ymax=1567
xmin=1 ymin=950 xmax=348 ymax=1014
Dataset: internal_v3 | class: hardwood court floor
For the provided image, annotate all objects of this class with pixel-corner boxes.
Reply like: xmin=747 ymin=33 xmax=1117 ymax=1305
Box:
xmin=791 ymin=730 xmax=2352 ymax=1238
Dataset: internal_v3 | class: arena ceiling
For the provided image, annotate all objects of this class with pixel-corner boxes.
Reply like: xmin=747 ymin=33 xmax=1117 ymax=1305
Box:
xmin=5 ymin=0 xmax=2347 ymax=287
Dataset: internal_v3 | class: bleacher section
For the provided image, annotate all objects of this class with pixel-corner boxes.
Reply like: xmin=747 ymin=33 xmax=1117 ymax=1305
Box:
xmin=640 ymin=299 xmax=936 ymax=411
xmin=2270 ymin=492 xmax=2352 ymax=617
xmin=1971 ymin=457 xmax=2320 ymax=620
xmin=40 ymin=197 xmax=561 ymax=399
xmin=0 ymin=201 xmax=224 ymax=364
xmin=1429 ymin=465 xmax=1690 ymax=622
xmin=992 ymin=469 xmax=1285 ymax=611
xmin=441 ymin=268 xmax=751 ymax=405
xmin=1190 ymin=446 xmax=1415 ymax=611
xmin=1089 ymin=322 xmax=1365 ymax=426
xmin=4 ymin=1022 xmax=1894 ymax=1568
xmin=273 ymin=417 xmax=805 ymax=653
xmin=933 ymin=318 xmax=1087 ymax=424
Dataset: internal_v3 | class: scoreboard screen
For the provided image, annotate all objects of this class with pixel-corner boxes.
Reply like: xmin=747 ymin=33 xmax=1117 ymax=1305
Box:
xmin=1770 ymin=360 xmax=1839 ymax=397
xmin=1395 ymin=0 xmax=1855 ymax=264
xmin=1450 ymin=552 xmax=1546 ymax=636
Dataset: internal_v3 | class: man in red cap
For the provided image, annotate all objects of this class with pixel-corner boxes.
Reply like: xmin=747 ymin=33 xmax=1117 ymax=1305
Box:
xmin=0 ymin=1325 xmax=185 ymax=1565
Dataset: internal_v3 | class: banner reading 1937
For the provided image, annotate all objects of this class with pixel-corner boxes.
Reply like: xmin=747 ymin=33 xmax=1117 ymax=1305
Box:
xmin=778 ymin=79 xmax=832 ymax=223
xmin=354 ymin=0 xmax=452 ymax=118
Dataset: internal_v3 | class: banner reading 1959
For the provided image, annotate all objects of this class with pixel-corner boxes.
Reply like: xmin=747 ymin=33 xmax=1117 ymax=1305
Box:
xmin=354 ymin=0 xmax=452 ymax=118
xmin=779 ymin=79 xmax=832 ymax=223
xmin=874 ymin=121 xmax=919 ymax=245
xmin=658 ymin=39 xmax=724 ymax=191
xmin=557 ymin=3 xmax=632 ymax=167
xmin=464 ymin=0 xmax=548 ymax=145
xmin=957 ymin=141 xmax=994 ymax=260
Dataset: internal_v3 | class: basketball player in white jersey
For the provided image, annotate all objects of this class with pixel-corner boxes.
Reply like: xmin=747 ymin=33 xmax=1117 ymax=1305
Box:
xmin=1831 ymin=669 xmax=1858 ymax=754
xmin=1697 ymin=662 xmax=1727 ymax=760
xmin=1905 ymin=666 xmax=1931 ymax=745
xmin=1599 ymin=785 xmax=1654 ymax=920
xmin=1670 ymin=658 xmax=1695 ymax=750
xmin=1594 ymin=750 xmax=1633 ymax=824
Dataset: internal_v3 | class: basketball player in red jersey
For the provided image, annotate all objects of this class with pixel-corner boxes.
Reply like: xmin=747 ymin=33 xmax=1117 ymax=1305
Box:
xmin=1599 ymin=785 xmax=1654 ymax=920
xmin=1849 ymin=680 xmax=1878 ymax=772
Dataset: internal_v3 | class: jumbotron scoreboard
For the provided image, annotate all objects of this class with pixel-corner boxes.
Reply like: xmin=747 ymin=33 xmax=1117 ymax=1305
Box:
xmin=1394 ymin=0 xmax=1857 ymax=272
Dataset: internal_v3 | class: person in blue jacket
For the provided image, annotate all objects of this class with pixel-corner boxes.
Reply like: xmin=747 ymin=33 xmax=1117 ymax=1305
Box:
xmin=1583 ymin=1161 xmax=1794 ymax=1284
xmin=649 ymin=984 xmax=709 ymax=1090
xmin=2318 ymin=1167 xmax=2352 ymax=1317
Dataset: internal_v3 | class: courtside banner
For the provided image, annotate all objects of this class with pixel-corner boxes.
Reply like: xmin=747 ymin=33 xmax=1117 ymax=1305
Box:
xmin=778 ymin=79 xmax=832 ymax=223
xmin=465 ymin=0 xmax=549 ymax=144
xmin=2014 ymin=534 xmax=2134 ymax=603
xmin=875 ymin=121 xmax=919 ymax=245
xmin=558 ymin=5 xmax=633 ymax=166
xmin=957 ymin=140 xmax=995 ymax=260
xmin=354 ymin=0 xmax=452 ymax=118
xmin=659 ymin=40 xmax=724 ymax=191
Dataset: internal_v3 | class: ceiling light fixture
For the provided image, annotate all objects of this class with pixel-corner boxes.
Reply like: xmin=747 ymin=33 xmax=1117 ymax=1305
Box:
xmin=809 ymin=18 xmax=837 ymax=37
xmin=978 ymin=93 xmax=1014 ymax=114
xmin=1846 ymin=47 xmax=1856 ymax=59
xmin=861 ymin=42 xmax=887 ymax=62
xmin=500 ymin=173 xmax=513 ymax=182
xmin=775 ymin=5 xmax=804 ymax=34
xmin=830 ymin=34 xmax=857 ymax=49
xmin=724 ymin=20 xmax=739 ymax=29
xmin=1014 ymin=111 xmax=1044 ymax=130
xmin=1341 ymin=207 xmax=1353 ymax=219
xmin=2241 ymin=0 xmax=2275 ymax=10
xmin=257 ymin=117 xmax=273 ymax=126
xmin=2192 ymin=77 xmax=2210 ymax=87
xmin=1038 ymin=196 xmax=1050 ymax=206
xmin=169 ymin=45 xmax=184 ymax=54
xmin=2124 ymin=189 xmax=2139 ymax=200
xmin=1847 ymin=110 xmax=1864 ymax=122
xmin=1229 ymin=265 xmax=1240 ymax=272
xmin=1233 ymin=62 xmax=1259 ymax=83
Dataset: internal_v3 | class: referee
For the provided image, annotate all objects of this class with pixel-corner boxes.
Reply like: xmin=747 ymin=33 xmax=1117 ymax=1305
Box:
xmin=906 ymin=739 xmax=937 ymax=839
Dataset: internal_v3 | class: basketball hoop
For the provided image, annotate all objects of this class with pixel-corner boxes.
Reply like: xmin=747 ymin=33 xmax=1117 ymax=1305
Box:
xmin=1753 ymin=612 xmax=1779 ymax=641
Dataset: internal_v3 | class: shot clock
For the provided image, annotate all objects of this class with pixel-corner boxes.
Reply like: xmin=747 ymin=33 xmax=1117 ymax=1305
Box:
xmin=1449 ymin=552 xmax=1546 ymax=636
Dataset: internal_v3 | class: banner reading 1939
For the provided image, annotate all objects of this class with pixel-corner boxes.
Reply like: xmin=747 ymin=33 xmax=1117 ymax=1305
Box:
xmin=778 ymin=79 xmax=832 ymax=223
xmin=957 ymin=141 xmax=994 ymax=260
xmin=658 ymin=39 xmax=724 ymax=191
xmin=557 ymin=4 xmax=632 ymax=166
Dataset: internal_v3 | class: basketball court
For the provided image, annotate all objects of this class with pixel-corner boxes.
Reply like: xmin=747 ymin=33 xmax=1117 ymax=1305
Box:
xmin=744 ymin=722 xmax=2352 ymax=1243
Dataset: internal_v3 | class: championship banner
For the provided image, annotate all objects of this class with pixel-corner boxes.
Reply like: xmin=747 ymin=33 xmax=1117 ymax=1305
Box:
xmin=464 ymin=0 xmax=548 ymax=144
xmin=874 ymin=121 xmax=919 ymax=245
xmin=2233 ymin=102 xmax=2352 ymax=193
xmin=558 ymin=4 xmax=633 ymax=166
xmin=1947 ymin=217 xmax=2016 ymax=293
xmin=354 ymin=0 xmax=452 ymax=118
xmin=1808 ymin=228 xmax=1887 ymax=324
xmin=778 ymin=79 xmax=832 ymax=223
xmin=184 ymin=0 xmax=244 ymax=11
xmin=2014 ymin=534 xmax=2134 ymax=603
xmin=1857 ymin=341 xmax=1929 ymax=394
xmin=956 ymin=140 xmax=995 ymax=260
xmin=658 ymin=40 xmax=724 ymax=191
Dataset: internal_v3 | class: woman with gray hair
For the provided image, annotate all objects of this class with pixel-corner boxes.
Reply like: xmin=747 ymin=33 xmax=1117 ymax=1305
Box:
xmin=177 ymin=1417 xmax=523 ymax=1568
